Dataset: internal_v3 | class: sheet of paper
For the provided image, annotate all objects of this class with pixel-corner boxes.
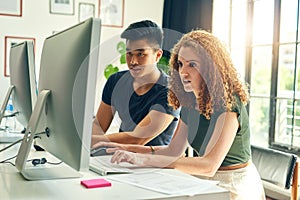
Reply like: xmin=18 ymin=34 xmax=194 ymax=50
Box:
xmin=107 ymin=170 xmax=219 ymax=196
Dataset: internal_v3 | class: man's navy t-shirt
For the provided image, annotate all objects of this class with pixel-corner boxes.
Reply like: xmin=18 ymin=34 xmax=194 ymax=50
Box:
xmin=102 ymin=70 xmax=179 ymax=146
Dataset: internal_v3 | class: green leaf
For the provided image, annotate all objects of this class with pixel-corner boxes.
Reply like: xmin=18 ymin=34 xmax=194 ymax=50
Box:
xmin=157 ymin=56 xmax=170 ymax=74
xmin=117 ymin=41 xmax=126 ymax=55
xmin=120 ymin=54 xmax=126 ymax=64
xmin=104 ymin=64 xmax=119 ymax=79
xmin=158 ymin=56 xmax=169 ymax=66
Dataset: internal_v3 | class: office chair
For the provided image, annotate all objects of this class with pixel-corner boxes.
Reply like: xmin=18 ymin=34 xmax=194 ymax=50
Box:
xmin=251 ymin=145 xmax=298 ymax=200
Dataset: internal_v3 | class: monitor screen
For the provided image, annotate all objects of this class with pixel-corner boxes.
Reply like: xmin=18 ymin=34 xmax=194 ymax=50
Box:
xmin=0 ymin=41 xmax=37 ymax=133
xmin=15 ymin=17 xmax=101 ymax=180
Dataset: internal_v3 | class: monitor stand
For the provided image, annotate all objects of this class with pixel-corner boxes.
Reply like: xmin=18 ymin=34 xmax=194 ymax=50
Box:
xmin=15 ymin=90 xmax=82 ymax=180
xmin=20 ymin=157 xmax=82 ymax=181
xmin=0 ymin=86 xmax=24 ymax=143
xmin=0 ymin=86 xmax=14 ymax=126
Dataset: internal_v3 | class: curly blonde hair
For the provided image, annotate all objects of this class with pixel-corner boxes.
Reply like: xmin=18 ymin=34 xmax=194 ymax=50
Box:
xmin=168 ymin=30 xmax=249 ymax=120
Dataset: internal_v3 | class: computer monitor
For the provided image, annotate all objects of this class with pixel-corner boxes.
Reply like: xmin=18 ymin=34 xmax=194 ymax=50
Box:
xmin=0 ymin=41 xmax=37 ymax=134
xmin=15 ymin=17 xmax=101 ymax=180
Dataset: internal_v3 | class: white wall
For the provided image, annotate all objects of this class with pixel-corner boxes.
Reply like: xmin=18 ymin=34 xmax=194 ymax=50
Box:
xmin=0 ymin=0 xmax=164 ymax=104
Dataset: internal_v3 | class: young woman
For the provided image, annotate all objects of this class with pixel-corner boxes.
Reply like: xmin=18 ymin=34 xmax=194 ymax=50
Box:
xmin=97 ymin=30 xmax=265 ymax=200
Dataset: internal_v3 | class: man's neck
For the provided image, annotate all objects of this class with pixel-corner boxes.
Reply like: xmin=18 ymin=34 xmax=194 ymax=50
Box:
xmin=133 ymin=68 xmax=161 ymax=95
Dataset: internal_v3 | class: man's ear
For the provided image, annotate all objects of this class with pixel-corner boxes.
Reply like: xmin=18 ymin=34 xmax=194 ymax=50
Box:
xmin=155 ymin=49 xmax=163 ymax=62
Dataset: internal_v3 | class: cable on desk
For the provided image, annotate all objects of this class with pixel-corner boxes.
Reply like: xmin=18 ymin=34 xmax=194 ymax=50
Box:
xmin=0 ymin=155 xmax=17 ymax=166
xmin=27 ymin=158 xmax=63 ymax=166
xmin=0 ymin=139 xmax=23 ymax=153
xmin=0 ymin=128 xmax=49 ymax=153
xmin=0 ymin=154 xmax=63 ymax=167
xmin=4 ymin=111 xmax=19 ymax=118
xmin=0 ymin=128 xmax=62 ymax=167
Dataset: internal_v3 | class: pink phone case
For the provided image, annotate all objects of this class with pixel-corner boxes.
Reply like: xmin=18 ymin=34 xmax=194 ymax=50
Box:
xmin=81 ymin=178 xmax=112 ymax=189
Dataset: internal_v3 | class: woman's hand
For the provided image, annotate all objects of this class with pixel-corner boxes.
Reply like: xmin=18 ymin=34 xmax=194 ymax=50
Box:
xmin=110 ymin=150 xmax=147 ymax=166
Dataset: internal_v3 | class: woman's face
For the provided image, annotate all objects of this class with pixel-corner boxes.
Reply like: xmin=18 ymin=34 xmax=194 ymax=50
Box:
xmin=177 ymin=46 xmax=202 ymax=95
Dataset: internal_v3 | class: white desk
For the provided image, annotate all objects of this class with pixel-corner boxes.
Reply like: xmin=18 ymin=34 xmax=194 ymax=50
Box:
xmin=0 ymin=144 xmax=230 ymax=200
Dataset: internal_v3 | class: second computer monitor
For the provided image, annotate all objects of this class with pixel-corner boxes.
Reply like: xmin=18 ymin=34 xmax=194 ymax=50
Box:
xmin=10 ymin=41 xmax=37 ymax=128
xmin=0 ymin=41 xmax=37 ymax=132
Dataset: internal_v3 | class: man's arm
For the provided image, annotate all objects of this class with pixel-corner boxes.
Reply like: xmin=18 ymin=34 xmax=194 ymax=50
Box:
xmin=92 ymin=110 xmax=175 ymax=145
xmin=92 ymin=101 xmax=115 ymax=135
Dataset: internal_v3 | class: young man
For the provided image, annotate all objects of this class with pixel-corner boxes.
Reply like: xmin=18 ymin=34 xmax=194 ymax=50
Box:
xmin=91 ymin=20 xmax=179 ymax=148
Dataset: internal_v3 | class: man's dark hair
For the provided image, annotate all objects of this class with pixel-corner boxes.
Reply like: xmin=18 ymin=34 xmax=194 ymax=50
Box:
xmin=121 ymin=20 xmax=163 ymax=49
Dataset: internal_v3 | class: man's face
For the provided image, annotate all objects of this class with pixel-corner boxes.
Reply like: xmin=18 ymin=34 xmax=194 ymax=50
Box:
xmin=126 ymin=39 xmax=162 ymax=78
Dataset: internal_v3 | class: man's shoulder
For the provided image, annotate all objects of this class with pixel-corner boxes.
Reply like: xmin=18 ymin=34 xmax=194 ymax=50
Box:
xmin=157 ymin=70 xmax=169 ymax=87
xmin=109 ymin=70 xmax=129 ymax=79
xmin=160 ymin=70 xmax=169 ymax=80
xmin=107 ymin=70 xmax=132 ymax=84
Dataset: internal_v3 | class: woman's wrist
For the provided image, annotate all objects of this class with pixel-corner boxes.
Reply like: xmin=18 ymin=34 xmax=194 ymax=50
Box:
xmin=149 ymin=145 xmax=155 ymax=154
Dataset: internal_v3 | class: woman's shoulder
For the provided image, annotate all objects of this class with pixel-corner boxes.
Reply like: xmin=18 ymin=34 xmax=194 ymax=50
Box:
xmin=230 ymin=94 xmax=248 ymax=117
xmin=233 ymin=94 xmax=244 ymax=107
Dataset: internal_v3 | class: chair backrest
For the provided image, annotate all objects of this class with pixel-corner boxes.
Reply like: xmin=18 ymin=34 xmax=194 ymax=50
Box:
xmin=251 ymin=145 xmax=297 ymax=189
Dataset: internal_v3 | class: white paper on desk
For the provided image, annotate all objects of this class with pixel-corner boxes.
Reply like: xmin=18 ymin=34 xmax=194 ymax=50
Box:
xmin=107 ymin=170 xmax=219 ymax=196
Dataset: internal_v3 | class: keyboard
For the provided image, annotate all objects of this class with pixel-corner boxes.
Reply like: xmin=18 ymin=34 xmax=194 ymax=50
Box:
xmin=89 ymin=155 xmax=134 ymax=176
xmin=0 ymin=131 xmax=24 ymax=143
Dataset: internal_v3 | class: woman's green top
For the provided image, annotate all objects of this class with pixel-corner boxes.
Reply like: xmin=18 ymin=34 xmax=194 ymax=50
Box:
xmin=180 ymin=96 xmax=251 ymax=167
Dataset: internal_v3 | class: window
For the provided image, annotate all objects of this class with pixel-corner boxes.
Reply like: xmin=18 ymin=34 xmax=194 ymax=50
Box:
xmin=213 ymin=0 xmax=300 ymax=154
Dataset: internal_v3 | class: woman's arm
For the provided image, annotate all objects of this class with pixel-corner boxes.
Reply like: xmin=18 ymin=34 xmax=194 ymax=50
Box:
xmin=92 ymin=141 xmax=167 ymax=154
xmin=93 ymin=119 xmax=187 ymax=155
xmin=152 ymin=119 xmax=188 ymax=156
xmin=111 ymin=112 xmax=239 ymax=177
